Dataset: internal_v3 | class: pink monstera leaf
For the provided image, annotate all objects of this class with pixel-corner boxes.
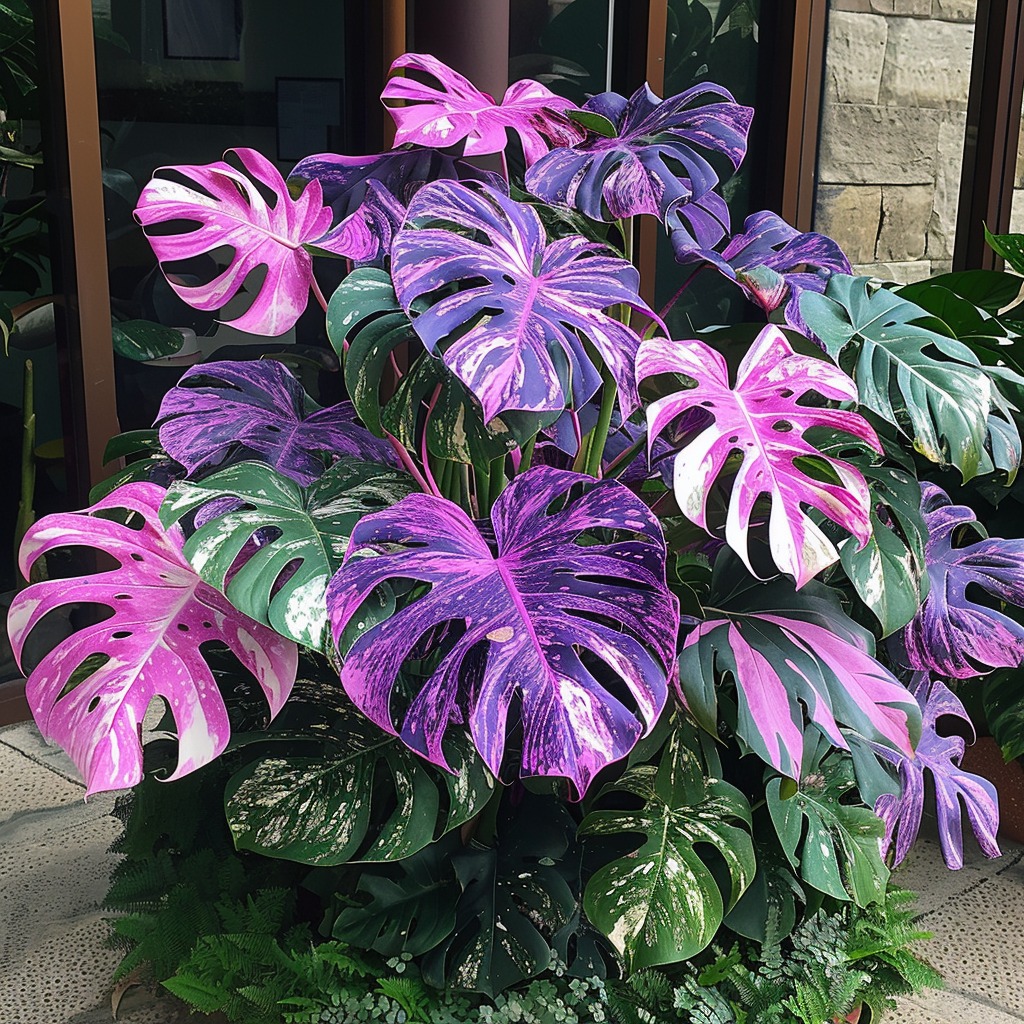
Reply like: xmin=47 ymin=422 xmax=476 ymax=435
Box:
xmin=638 ymin=324 xmax=882 ymax=588
xmin=135 ymin=148 xmax=360 ymax=336
xmin=678 ymin=570 xmax=920 ymax=780
xmin=325 ymin=466 xmax=678 ymax=798
xmin=7 ymin=483 xmax=297 ymax=796
xmin=382 ymin=53 xmax=581 ymax=165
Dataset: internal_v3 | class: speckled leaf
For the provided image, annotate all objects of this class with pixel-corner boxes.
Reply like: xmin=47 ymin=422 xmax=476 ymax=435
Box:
xmin=135 ymin=148 xmax=339 ymax=336
xmin=873 ymin=674 xmax=1000 ymax=870
xmin=111 ymin=319 xmax=186 ymax=361
xmin=524 ymin=82 xmax=752 ymax=224
xmin=839 ymin=462 xmax=929 ymax=636
xmin=157 ymin=359 xmax=396 ymax=486
xmin=392 ymin=180 xmax=654 ymax=422
xmin=160 ymin=459 xmax=412 ymax=650
xmin=985 ymin=225 xmax=1024 ymax=275
xmin=225 ymin=695 xmax=494 ymax=866
xmin=421 ymin=800 xmax=579 ymax=995
xmin=578 ymin=731 xmax=755 ymax=968
xmin=801 ymin=276 xmax=1002 ymax=480
xmin=7 ymin=483 xmax=297 ymax=796
xmin=766 ymin=735 xmax=888 ymax=906
xmin=899 ymin=482 xmax=1024 ymax=677
xmin=678 ymin=564 xmax=920 ymax=780
xmin=326 ymin=466 xmax=677 ymax=797
xmin=639 ymin=324 xmax=881 ymax=588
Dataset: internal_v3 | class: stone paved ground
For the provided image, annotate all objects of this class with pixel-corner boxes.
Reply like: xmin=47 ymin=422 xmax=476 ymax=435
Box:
xmin=2 ymin=717 xmax=1023 ymax=1024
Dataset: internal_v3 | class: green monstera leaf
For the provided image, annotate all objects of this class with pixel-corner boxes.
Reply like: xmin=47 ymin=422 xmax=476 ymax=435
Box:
xmin=766 ymin=734 xmax=888 ymax=907
xmin=421 ymin=798 xmax=580 ymax=996
xmin=328 ymin=267 xmax=550 ymax=470
xmin=332 ymin=839 xmax=461 ymax=957
xmin=161 ymin=458 xmax=412 ymax=650
xmin=801 ymin=275 xmax=1017 ymax=481
xmin=839 ymin=460 xmax=929 ymax=636
xmin=578 ymin=731 xmax=755 ymax=969
xmin=224 ymin=681 xmax=494 ymax=866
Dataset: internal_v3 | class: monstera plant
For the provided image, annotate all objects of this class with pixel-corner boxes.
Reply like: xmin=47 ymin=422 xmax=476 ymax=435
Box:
xmin=9 ymin=48 xmax=1024 ymax=1023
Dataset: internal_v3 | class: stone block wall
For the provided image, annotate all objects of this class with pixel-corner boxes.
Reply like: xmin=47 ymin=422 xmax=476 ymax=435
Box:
xmin=815 ymin=0 xmax=976 ymax=282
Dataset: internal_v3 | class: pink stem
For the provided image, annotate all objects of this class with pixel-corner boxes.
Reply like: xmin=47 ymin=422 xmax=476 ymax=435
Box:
xmin=386 ymin=431 xmax=436 ymax=495
xmin=389 ymin=350 xmax=404 ymax=381
xmin=311 ymin=276 xmax=329 ymax=313
xmin=658 ymin=265 xmax=705 ymax=322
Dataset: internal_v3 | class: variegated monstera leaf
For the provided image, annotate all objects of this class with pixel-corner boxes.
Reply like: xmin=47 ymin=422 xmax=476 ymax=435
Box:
xmin=391 ymin=180 xmax=654 ymax=423
xmin=326 ymin=466 xmax=678 ymax=797
xmin=639 ymin=324 xmax=881 ymax=588
xmin=7 ymin=483 xmax=297 ymax=795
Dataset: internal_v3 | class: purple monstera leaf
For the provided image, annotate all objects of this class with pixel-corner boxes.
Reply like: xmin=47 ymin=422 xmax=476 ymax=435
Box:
xmin=381 ymin=53 xmax=580 ymax=165
xmin=899 ymin=483 xmax=1024 ymax=677
xmin=7 ymin=483 xmax=297 ymax=796
xmin=135 ymin=148 xmax=357 ymax=337
xmin=307 ymin=180 xmax=407 ymax=267
xmin=678 ymin=573 xmax=920 ymax=780
xmin=524 ymin=83 xmax=752 ymax=226
xmin=638 ymin=324 xmax=881 ymax=588
xmin=675 ymin=211 xmax=852 ymax=336
xmin=391 ymin=180 xmax=654 ymax=422
xmin=290 ymin=148 xmax=498 ymax=221
xmin=873 ymin=674 xmax=1000 ymax=869
xmin=156 ymin=360 xmax=397 ymax=486
xmin=326 ymin=466 xmax=678 ymax=797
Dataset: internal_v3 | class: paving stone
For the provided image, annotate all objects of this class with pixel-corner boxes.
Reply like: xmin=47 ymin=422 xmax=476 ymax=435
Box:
xmin=914 ymin=860 xmax=1024 ymax=1015
xmin=891 ymin=990 xmax=1024 ymax=1023
xmin=825 ymin=11 xmax=888 ymax=104
xmin=818 ymin=102 xmax=942 ymax=184
xmin=0 ymin=741 xmax=83 ymax=823
xmin=880 ymin=17 xmax=974 ymax=110
xmin=1 ymin=718 xmax=86 ymax=786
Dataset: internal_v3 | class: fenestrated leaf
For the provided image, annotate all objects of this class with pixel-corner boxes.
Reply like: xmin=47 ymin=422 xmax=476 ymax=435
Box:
xmin=578 ymin=730 xmax=755 ymax=968
xmin=800 ymin=276 xmax=1003 ymax=480
xmin=225 ymin=687 xmax=494 ymax=866
xmin=524 ymin=81 xmax=751 ymax=225
xmin=134 ymin=148 xmax=352 ymax=336
xmin=873 ymin=674 xmax=1000 ymax=870
xmin=392 ymin=180 xmax=654 ymax=423
xmin=766 ymin=735 xmax=888 ymax=906
xmin=382 ymin=53 xmax=581 ymax=166
xmin=898 ymin=482 xmax=1024 ymax=678
xmin=327 ymin=466 xmax=677 ymax=797
xmin=332 ymin=840 xmax=460 ymax=957
xmin=111 ymin=319 xmax=186 ymax=362
xmin=898 ymin=270 xmax=1023 ymax=329
xmin=329 ymin=268 xmax=551 ymax=469
xmin=638 ymin=324 xmax=881 ymax=588
xmin=157 ymin=359 xmax=396 ymax=486
xmin=678 ymin=558 xmax=920 ymax=780
xmin=160 ymin=459 xmax=413 ymax=650
xmin=421 ymin=799 xmax=579 ymax=995
xmin=7 ymin=483 xmax=297 ymax=796
xmin=723 ymin=844 xmax=803 ymax=943
xmin=839 ymin=461 xmax=929 ymax=636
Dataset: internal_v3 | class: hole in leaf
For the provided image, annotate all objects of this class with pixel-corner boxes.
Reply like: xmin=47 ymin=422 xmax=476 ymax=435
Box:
xmin=772 ymin=420 xmax=794 ymax=433
xmin=111 ymin=630 xmax=133 ymax=640
xmin=177 ymin=623 xmax=190 ymax=633
xmin=87 ymin=696 xmax=101 ymax=714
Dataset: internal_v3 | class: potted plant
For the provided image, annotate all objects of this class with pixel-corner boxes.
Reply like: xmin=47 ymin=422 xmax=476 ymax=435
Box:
xmin=10 ymin=50 xmax=1019 ymax=1022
